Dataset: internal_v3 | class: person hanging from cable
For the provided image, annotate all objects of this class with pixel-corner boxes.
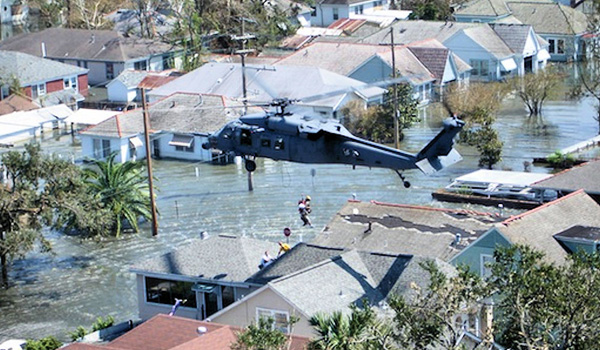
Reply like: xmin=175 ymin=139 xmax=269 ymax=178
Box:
xmin=298 ymin=200 xmax=312 ymax=228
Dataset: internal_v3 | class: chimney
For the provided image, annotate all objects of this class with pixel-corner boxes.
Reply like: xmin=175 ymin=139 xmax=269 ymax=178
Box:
xmin=41 ymin=42 xmax=47 ymax=57
xmin=455 ymin=233 xmax=461 ymax=245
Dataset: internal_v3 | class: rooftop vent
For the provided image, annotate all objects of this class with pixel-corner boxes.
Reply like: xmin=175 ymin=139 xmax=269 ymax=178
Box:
xmin=197 ymin=326 xmax=207 ymax=336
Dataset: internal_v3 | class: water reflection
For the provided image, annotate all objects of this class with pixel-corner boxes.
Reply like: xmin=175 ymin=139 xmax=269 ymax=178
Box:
xmin=0 ymin=91 xmax=599 ymax=343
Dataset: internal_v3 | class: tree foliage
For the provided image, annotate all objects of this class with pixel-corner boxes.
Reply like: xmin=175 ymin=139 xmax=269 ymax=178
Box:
xmin=490 ymin=245 xmax=600 ymax=349
xmin=390 ymin=261 xmax=487 ymax=350
xmin=309 ymin=301 xmax=394 ymax=350
xmin=0 ymin=144 xmax=110 ymax=287
xmin=405 ymin=0 xmax=453 ymax=20
xmin=231 ymin=317 xmax=290 ymax=350
xmin=444 ymin=82 xmax=507 ymax=168
xmin=546 ymin=150 xmax=577 ymax=169
xmin=24 ymin=336 xmax=62 ymax=350
xmin=509 ymin=66 xmax=563 ymax=117
xmin=341 ymin=83 xmax=419 ymax=143
xmin=82 ymin=153 xmax=153 ymax=237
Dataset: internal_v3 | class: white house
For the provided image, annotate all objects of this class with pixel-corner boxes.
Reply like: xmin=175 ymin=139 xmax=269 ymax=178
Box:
xmin=79 ymin=93 xmax=241 ymax=163
xmin=148 ymin=62 xmax=387 ymax=119
xmin=311 ymin=0 xmax=389 ymax=27
xmin=0 ymin=104 xmax=72 ymax=144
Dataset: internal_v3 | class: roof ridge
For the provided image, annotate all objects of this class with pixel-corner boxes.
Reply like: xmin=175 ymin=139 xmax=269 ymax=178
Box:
xmin=556 ymin=2 xmax=576 ymax=35
xmin=501 ymin=189 xmax=585 ymax=225
xmin=370 ymin=200 xmax=495 ymax=217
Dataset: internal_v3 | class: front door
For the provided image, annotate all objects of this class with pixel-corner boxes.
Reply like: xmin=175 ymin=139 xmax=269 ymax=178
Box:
xmin=153 ymin=139 xmax=160 ymax=158
xmin=524 ymin=56 xmax=533 ymax=72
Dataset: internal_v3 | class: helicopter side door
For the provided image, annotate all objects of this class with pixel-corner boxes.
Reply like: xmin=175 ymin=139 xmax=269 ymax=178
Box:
xmin=256 ymin=134 xmax=291 ymax=161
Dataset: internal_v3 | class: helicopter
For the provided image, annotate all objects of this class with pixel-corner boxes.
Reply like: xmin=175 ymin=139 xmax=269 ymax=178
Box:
xmin=202 ymin=98 xmax=464 ymax=188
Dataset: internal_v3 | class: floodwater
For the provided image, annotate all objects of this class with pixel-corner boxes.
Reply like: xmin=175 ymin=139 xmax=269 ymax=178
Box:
xmin=0 ymin=91 xmax=599 ymax=343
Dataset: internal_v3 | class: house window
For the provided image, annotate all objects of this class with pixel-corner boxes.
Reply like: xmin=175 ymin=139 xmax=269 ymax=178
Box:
xmin=222 ymin=286 xmax=235 ymax=308
xmin=162 ymin=54 xmax=174 ymax=69
xmin=78 ymin=60 xmax=88 ymax=69
xmin=470 ymin=59 xmax=489 ymax=77
xmin=64 ymin=76 xmax=78 ymax=91
xmin=256 ymin=308 xmax=290 ymax=334
xmin=333 ymin=8 xmax=339 ymax=20
xmin=354 ymin=5 xmax=363 ymax=14
xmin=145 ymin=277 xmax=197 ymax=309
xmin=274 ymin=138 xmax=284 ymax=150
xmin=1 ymin=85 xmax=9 ymax=99
xmin=106 ymin=63 xmax=114 ymax=79
xmin=31 ymin=83 xmax=46 ymax=99
xmin=548 ymin=39 xmax=565 ymax=54
xmin=93 ymin=139 xmax=111 ymax=158
xmin=134 ymin=60 xmax=148 ymax=71
xmin=480 ymin=254 xmax=494 ymax=278
xmin=311 ymin=6 xmax=316 ymax=16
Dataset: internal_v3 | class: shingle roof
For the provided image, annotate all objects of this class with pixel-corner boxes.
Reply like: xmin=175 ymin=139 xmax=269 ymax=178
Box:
xmin=149 ymin=62 xmax=386 ymax=107
xmin=321 ymin=0 xmax=365 ymax=5
xmin=489 ymin=23 xmax=534 ymax=54
xmin=359 ymin=20 xmax=478 ymax=45
xmin=531 ymin=159 xmax=600 ymax=194
xmin=408 ymin=39 xmax=472 ymax=73
xmin=130 ymin=234 xmax=280 ymax=283
xmin=247 ymin=243 xmax=346 ymax=284
xmin=0 ymin=94 xmax=38 ymax=115
xmin=407 ymin=47 xmax=449 ymax=81
xmin=0 ymin=50 xmax=87 ymax=86
xmin=461 ymin=25 xmax=515 ymax=58
xmin=554 ymin=225 xmax=600 ymax=242
xmin=498 ymin=190 xmax=600 ymax=265
xmin=455 ymin=0 xmax=512 ymax=17
xmin=0 ymin=28 xmax=179 ymax=62
xmin=274 ymin=42 xmax=435 ymax=85
xmin=269 ymin=250 xmax=455 ymax=316
xmin=111 ymin=70 xmax=148 ymax=89
xmin=506 ymin=1 xmax=589 ymax=35
xmin=79 ymin=93 xmax=242 ymax=138
xmin=311 ymin=200 xmax=501 ymax=261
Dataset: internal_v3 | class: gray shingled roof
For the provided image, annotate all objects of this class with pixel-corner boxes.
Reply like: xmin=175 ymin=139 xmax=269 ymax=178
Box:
xmin=149 ymin=62 xmax=385 ymax=107
xmin=311 ymin=201 xmax=501 ymax=261
xmin=111 ymin=70 xmax=149 ymax=88
xmin=359 ymin=21 xmax=478 ymax=45
xmin=489 ymin=23 xmax=534 ymax=54
xmin=554 ymin=225 xmax=600 ymax=243
xmin=497 ymin=191 xmax=600 ymax=265
xmin=407 ymin=47 xmax=449 ymax=81
xmin=506 ymin=1 xmax=589 ymax=35
xmin=247 ymin=243 xmax=346 ymax=284
xmin=455 ymin=0 xmax=512 ymax=17
xmin=79 ymin=93 xmax=243 ymax=138
xmin=409 ymin=39 xmax=472 ymax=73
xmin=531 ymin=159 xmax=600 ymax=195
xmin=268 ymin=250 xmax=455 ymax=317
xmin=130 ymin=234 xmax=280 ymax=283
xmin=462 ymin=25 xmax=515 ymax=58
xmin=0 ymin=28 xmax=179 ymax=62
xmin=0 ymin=50 xmax=87 ymax=86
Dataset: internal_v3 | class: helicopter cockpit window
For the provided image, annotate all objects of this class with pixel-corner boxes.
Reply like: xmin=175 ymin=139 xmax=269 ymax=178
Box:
xmin=241 ymin=129 xmax=252 ymax=146
xmin=274 ymin=138 xmax=285 ymax=150
xmin=261 ymin=139 xmax=271 ymax=148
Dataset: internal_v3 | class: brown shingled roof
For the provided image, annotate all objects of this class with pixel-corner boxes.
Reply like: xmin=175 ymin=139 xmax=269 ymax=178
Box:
xmin=0 ymin=94 xmax=38 ymax=115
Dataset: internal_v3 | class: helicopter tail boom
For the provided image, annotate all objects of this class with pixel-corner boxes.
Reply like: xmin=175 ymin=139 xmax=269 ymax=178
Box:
xmin=415 ymin=117 xmax=464 ymax=175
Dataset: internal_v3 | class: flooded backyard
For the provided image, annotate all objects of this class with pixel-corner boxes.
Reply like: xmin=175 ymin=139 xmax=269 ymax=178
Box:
xmin=0 ymin=92 xmax=599 ymax=342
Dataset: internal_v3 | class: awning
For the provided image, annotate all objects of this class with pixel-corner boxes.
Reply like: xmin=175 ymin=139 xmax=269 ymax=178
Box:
xmin=500 ymin=58 xmax=517 ymax=72
xmin=192 ymin=283 xmax=217 ymax=293
xmin=129 ymin=136 xmax=144 ymax=149
xmin=169 ymin=134 xmax=194 ymax=148
xmin=537 ymin=49 xmax=551 ymax=61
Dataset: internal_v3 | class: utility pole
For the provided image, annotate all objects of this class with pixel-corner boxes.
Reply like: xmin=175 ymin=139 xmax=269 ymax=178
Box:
xmin=390 ymin=27 xmax=400 ymax=150
xmin=232 ymin=19 xmax=256 ymax=192
xmin=141 ymin=88 xmax=159 ymax=236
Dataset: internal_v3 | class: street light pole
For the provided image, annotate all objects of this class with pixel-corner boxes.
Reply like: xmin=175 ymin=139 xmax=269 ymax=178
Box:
xmin=141 ymin=88 xmax=159 ymax=236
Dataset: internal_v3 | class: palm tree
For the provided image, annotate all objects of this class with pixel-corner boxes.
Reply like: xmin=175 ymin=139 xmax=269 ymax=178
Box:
xmin=308 ymin=303 xmax=394 ymax=350
xmin=83 ymin=153 xmax=153 ymax=237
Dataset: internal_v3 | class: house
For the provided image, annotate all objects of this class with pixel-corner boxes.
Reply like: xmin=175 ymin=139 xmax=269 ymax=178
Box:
xmin=0 ymin=104 xmax=72 ymax=144
xmin=0 ymin=28 xmax=183 ymax=85
xmin=130 ymin=234 xmax=280 ymax=321
xmin=531 ymin=158 xmax=600 ymax=203
xmin=0 ymin=94 xmax=38 ymax=115
xmin=0 ymin=50 xmax=88 ymax=107
xmin=61 ymin=314 xmax=310 ymax=350
xmin=311 ymin=0 xmax=389 ymax=27
xmin=355 ymin=20 xmax=550 ymax=80
xmin=454 ymin=0 xmax=589 ymax=61
xmin=273 ymin=40 xmax=470 ymax=103
xmin=148 ymin=62 xmax=387 ymax=118
xmin=211 ymin=248 xmax=457 ymax=337
xmin=311 ymin=200 xmax=501 ymax=260
xmin=79 ymin=93 xmax=242 ymax=163
xmin=63 ymin=108 xmax=120 ymax=134
xmin=488 ymin=23 xmax=550 ymax=74
xmin=106 ymin=70 xmax=179 ymax=104
xmin=451 ymin=190 xmax=600 ymax=276
xmin=0 ymin=0 xmax=27 ymax=24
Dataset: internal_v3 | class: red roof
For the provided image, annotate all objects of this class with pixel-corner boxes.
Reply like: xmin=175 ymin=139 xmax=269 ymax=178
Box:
xmin=62 ymin=314 xmax=310 ymax=350
xmin=0 ymin=94 xmax=38 ymax=115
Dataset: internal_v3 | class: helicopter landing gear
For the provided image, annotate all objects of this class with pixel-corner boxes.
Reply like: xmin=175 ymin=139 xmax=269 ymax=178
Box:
xmin=395 ymin=170 xmax=411 ymax=188
xmin=244 ymin=157 xmax=257 ymax=172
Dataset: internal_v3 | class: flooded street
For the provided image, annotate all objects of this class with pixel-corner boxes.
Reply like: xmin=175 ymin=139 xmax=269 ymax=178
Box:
xmin=0 ymin=92 xmax=599 ymax=343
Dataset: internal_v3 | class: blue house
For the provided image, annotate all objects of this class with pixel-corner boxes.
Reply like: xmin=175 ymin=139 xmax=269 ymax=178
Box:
xmin=451 ymin=190 xmax=600 ymax=276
